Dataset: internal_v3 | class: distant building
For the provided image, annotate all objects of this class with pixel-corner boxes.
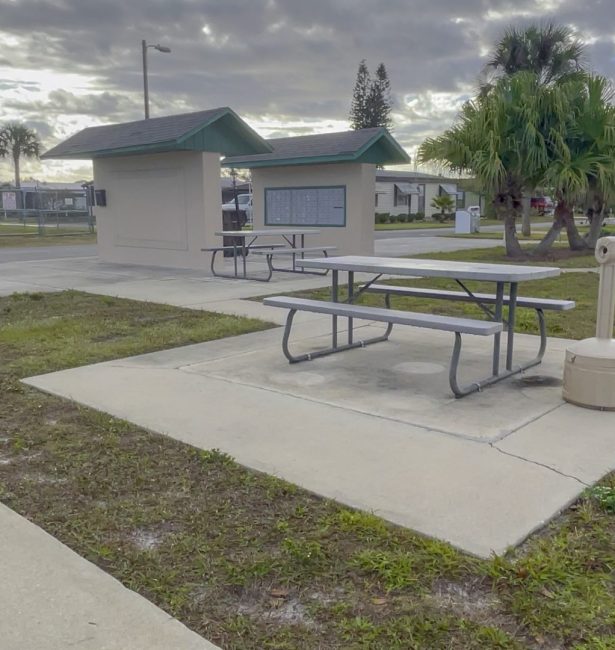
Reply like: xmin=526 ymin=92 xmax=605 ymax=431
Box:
xmin=0 ymin=181 xmax=89 ymax=211
xmin=375 ymin=170 xmax=485 ymax=219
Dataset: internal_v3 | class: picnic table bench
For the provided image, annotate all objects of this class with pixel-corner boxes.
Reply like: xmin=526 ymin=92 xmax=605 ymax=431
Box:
xmin=251 ymin=246 xmax=337 ymax=276
xmin=203 ymin=229 xmax=334 ymax=281
xmin=361 ymin=284 xmax=575 ymax=363
xmin=263 ymin=255 xmax=573 ymax=398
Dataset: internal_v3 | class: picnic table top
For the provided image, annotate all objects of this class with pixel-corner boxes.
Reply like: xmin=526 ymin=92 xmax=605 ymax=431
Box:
xmin=215 ymin=228 xmax=321 ymax=237
xmin=296 ymin=255 xmax=561 ymax=282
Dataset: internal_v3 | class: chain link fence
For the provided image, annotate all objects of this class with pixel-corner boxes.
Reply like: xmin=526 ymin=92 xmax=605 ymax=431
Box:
xmin=0 ymin=188 xmax=96 ymax=238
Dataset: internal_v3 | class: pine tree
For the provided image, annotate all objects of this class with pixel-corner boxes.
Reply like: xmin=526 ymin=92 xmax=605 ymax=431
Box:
xmin=349 ymin=60 xmax=371 ymax=130
xmin=349 ymin=60 xmax=393 ymax=130
xmin=368 ymin=63 xmax=393 ymax=129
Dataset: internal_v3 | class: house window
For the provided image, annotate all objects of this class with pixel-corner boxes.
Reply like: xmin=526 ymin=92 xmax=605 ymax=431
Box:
xmin=457 ymin=191 xmax=465 ymax=209
xmin=394 ymin=185 xmax=408 ymax=207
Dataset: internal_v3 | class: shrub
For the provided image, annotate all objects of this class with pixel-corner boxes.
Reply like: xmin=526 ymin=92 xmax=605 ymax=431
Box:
xmin=375 ymin=212 xmax=389 ymax=224
xmin=397 ymin=213 xmax=408 ymax=223
xmin=415 ymin=211 xmax=425 ymax=221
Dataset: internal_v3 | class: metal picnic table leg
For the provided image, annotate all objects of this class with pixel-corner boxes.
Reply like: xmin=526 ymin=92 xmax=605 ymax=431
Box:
xmin=347 ymin=271 xmax=354 ymax=344
xmin=492 ymin=281 xmax=504 ymax=376
xmin=241 ymin=240 xmax=247 ymax=278
xmin=506 ymin=282 xmax=518 ymax=371
xmin=332 ymin=269 xmax=338 ymax=348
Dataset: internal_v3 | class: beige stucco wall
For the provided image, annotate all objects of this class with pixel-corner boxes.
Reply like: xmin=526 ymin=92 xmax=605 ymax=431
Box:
xmin=251 ymin=163 xmax=376 ymax=256
xmin=94 ymin=151 xmax=221 ymax=269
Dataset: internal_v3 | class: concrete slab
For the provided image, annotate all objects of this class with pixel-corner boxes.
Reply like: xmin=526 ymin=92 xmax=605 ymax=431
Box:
xmin=184 ymin=325 xmax=568 ymax=441
xmin=0 ymin=504 xmax=218 ymax=650
xmin=24 ymin=325 xmax=614 ymax=558
xmin=496 ymin=403 xmax=615 ymax=484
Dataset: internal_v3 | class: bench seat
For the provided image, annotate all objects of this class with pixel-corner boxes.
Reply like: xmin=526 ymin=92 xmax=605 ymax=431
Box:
xmin=251 ymin=246 xmax=337 ymax=256
xmin=201 ymin=244 xmax=285 ymax=252
xmin=263 ymin=296 xmax=502 ymax=336
xmin=362 ymin=284 xmax=575 ymax=311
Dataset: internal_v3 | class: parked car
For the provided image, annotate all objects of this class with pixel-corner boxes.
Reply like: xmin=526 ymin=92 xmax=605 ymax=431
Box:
xmin=530 ymin=196 xmax=554 ymax=216
xmin=222 ymin=193 xmax=253 ymax=223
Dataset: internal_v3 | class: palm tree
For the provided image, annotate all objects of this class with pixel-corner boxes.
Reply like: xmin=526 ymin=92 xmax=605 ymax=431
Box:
xmin=534 ymin=75 xmax=615 ymax=254
xmin=0 ymin=122 xmax=41 ymax=190
xmin=419 ymin=73 xmax=554 ymax=257
xmin=481 ymin=23 xmax=587 ymax=237
xmin=430 ymin=194 xmax=455 ymax=221
xmin=482 ymin=23 xmax=585 ymax=89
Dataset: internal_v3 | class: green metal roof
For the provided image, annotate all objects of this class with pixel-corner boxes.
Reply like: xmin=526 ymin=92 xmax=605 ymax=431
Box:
xmin=41 ymin=107 xmax=272 ymax=160
xmin=222 ymin=127 xmax=409 ymax=168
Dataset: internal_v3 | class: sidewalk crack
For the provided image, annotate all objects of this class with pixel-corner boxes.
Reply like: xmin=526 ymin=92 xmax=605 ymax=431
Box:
xmin=490 ymin=444 xmax=588 ymax=487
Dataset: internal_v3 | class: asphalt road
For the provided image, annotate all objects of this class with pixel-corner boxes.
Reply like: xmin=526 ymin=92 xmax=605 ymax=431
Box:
xmin=0 ymin=223 xmax=553 ymax=264
xmin=0 ymin=244 xmax=98 ymax=263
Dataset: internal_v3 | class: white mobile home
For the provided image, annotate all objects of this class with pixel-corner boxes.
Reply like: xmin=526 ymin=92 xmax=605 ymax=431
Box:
xmin=375 ymin=170 xmax=460 ymax=219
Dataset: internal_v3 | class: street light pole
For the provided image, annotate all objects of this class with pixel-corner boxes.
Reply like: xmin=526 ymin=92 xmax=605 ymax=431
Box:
xmin=142 ymin=39 xmax=149 ymax=119
xmin=141 ymin=40 xmax=171 ymax=119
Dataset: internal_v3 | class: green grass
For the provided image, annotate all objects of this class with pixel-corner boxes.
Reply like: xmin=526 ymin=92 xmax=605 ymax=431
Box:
xmin=375 ymin=221 xmax=451 ymax=230
xmin=443 ymin=232 xmax=551 ymax=241
xmin=414 ymin=245 xmax=599 ymax=268
xmin=0 ymin=225 xmax=96 ymax=247
xmin=3 ymin=291 xmax=615 ymax=648
xmin=287 ymin=272 xmax=600 ymax=340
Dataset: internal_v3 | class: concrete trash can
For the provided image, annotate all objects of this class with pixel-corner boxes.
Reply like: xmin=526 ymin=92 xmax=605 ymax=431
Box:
xmin=563 ymin=236 xmax=615 ymax=410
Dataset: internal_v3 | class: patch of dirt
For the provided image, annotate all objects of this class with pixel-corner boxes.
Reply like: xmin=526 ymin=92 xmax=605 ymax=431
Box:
xmin=237 ymin=594 xmax=316 ymax=627
xmin=429 ymin=577 xmax=501 ymax=622
xmin=131 ymin=529 xmax=164 ymax=551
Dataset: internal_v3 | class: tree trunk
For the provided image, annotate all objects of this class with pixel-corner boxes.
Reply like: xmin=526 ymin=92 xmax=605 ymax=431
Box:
xmin=13 ymin=154 xmax=20 ymax=189
xmin=521 ymin=195 xmax=531 ymax=237
xmin=533 ymin=204 xmax=565 ymax=257
xmin=584 ymin=196 xmax=605 ymax=249
xmin=13 ymin=154 xmax=22 ymax=209
xmin=562 ymin=205 xmax=588 ymax=251
xmin=495 ymin=193 xmax=524 ymax=257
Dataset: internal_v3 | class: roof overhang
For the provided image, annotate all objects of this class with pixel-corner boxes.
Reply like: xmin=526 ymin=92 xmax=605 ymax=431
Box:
xmin=42 ymin=108 xmax=272 ymax=160
xmin=439 ymin=183 xmax=458 ymax=194
xmin=222 ymin=128 xmax=410 ymax=169
xmin=394 ymin=182 xmax=420 ymax=194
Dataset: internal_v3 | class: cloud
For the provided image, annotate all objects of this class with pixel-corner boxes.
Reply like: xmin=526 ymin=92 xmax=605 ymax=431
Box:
xmin=0 ymin=0 xmax=614 ymax=181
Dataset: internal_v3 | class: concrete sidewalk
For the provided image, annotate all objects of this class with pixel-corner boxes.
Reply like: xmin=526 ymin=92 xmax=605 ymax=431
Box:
xmin=0 ymin=504 xmax=219 ymax=650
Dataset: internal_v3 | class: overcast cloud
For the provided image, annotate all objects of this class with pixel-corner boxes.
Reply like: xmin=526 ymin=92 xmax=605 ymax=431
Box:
xmin=1 ymin=0 xmax=614 ymax=180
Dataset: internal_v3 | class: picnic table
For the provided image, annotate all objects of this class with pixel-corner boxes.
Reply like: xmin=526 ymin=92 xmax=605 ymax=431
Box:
xmin=202 ymin=229 xmax=335 ymax=281
xmin=264 ymin=255 xmax=574 ymax=397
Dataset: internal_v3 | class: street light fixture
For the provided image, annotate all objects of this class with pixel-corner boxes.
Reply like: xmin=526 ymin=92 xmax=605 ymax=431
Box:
xmin=142 ymin=40 xmax=171 ymax=119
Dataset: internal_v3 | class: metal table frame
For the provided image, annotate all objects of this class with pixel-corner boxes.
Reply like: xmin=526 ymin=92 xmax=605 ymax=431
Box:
xmin=296 ymin=256 xmax=559 ymax=396
xmin=209 ymin=229 xmax=321 ymax=281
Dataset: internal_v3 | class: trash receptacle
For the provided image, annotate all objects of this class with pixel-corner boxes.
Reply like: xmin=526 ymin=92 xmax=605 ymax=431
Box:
xmin=455 ymin=210 xmax=471 ymax=234
xmin=222 ymin=210 xmax=247 ymax=257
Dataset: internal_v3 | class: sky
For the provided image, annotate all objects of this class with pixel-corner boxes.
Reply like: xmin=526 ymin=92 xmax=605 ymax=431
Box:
xmin=1 ymin=0 xmax=615 ymax=182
